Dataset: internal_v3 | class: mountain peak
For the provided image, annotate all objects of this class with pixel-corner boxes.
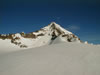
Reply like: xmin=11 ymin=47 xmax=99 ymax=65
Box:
xmin=0 ymin=22 xmax=81 ymax=48
xmin=49 ymin=22 xmax=60 ymax=27
xmin=43 ymin=22 xmax=72 ymax=35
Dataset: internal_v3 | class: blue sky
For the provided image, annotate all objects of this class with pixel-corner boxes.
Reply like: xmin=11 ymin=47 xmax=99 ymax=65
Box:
xmin=0 ymin=0 xmax=100 ymax=44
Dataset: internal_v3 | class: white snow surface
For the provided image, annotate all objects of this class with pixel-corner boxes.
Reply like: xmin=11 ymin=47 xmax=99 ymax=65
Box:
xmin=0 ymin=42 xmax=100 ymax=75
xmin=0 ymin=39 xmax=23 ymax=54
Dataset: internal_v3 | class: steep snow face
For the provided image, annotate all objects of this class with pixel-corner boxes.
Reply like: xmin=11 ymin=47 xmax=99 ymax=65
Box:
xmin=0 ymin=22 xmax=81 ymax=49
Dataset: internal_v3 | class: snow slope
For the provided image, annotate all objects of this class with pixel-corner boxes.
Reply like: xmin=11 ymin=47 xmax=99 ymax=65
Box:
xmin=0 ymin=42 xmax=100 ymax=75
xmin=0 ymin=39 xmax=23 ymax=54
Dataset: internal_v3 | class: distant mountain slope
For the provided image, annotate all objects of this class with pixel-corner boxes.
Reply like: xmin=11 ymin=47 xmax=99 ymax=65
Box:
xmin=0 ymin=22 xmax=81 ymax=49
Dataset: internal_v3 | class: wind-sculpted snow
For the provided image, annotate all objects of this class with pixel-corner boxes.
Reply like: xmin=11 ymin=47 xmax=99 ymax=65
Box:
xmin=0 ymin=42 xmax=100 ymax=75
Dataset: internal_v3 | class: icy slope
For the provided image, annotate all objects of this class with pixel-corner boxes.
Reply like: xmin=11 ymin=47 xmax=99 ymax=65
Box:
xmin=0 ymin=42 xmax=100 ymax=75
xmin=0 ymin=22 xmax=81 ymax=49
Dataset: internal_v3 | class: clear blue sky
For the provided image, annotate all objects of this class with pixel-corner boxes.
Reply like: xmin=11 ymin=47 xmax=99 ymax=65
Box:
xmin=0 ymin=0 xmax=100 ymax=44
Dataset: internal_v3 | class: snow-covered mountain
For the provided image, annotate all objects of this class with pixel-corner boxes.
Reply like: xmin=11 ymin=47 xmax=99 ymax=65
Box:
xmin=0 ymin=22 xmax=100 ymax=75
xmin=0 ymin=22 xmax=81 ymax=49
